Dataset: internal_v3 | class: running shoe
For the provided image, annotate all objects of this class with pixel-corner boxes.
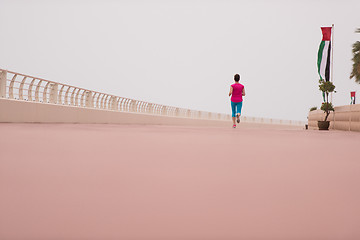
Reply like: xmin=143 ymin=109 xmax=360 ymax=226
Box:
xmin=236 ymin=114 xmax=240 ymax=123
xmin=233 ymin=124 xmax=236 ymax=128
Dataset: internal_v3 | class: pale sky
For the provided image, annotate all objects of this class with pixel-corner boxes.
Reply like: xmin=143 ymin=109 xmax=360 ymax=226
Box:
xmin=1 ymin=0 xmax=359 ymax=121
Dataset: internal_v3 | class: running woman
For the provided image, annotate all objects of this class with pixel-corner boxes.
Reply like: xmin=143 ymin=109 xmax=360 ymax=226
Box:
xmin=229 ymin=74 xmax=245 ymax=128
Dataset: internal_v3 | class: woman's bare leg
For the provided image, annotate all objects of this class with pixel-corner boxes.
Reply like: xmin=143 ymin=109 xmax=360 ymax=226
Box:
xmin=232 ymin=117 xmax=236 ymax=125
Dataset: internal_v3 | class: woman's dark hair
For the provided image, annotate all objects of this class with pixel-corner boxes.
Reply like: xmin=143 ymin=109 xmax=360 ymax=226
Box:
xmin=234 ymin=74 xmax=240 ymax=82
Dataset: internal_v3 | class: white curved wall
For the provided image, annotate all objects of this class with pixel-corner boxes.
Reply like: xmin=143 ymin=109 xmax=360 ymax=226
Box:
xmin=308 ymin=104 xmax=360 ymax=131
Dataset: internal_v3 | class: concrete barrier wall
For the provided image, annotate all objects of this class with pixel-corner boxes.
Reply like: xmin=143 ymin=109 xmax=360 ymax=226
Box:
xmin=0 ymin=98 xmax=304 ymax=129
xmin=308 ymin=104 xmax=360 ymax=131
xmin=0 ymin=98 xmax=230 ymax=127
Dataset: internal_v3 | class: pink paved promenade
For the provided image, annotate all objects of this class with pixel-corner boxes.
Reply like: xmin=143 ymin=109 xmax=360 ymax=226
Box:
xmin=1 ymin=123 xmax=360 ymax=240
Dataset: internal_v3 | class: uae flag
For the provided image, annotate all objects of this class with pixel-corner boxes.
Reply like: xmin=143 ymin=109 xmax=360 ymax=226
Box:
xmin=317 ymin=27 xmax=332 ymax=81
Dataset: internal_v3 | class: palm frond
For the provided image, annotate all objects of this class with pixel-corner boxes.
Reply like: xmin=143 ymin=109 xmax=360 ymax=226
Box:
xmin=352 ymin=42 xmax=360 ymax=54
xmin=350 ymin=28 xmax=360 ymax=84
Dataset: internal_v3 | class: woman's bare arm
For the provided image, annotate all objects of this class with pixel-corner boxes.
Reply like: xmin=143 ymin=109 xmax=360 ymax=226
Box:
xmin=229 ymin=86 xmax=233 ymax=97
xmin=242 ymin=88 xmax=246 ymax=96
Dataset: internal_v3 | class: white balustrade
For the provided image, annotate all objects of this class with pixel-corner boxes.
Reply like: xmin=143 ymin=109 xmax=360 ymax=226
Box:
xmin=0 ymin=68 xmax=306 ymax=126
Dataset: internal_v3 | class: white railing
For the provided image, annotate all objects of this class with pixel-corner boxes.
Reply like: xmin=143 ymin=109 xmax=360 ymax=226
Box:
xmin=240 ymin=116 xmax=305 ymax=126
xmin=0 ymin=69 xmax=230 ymax=121
xmin=0 ymin=68 xmax=305 ymax=126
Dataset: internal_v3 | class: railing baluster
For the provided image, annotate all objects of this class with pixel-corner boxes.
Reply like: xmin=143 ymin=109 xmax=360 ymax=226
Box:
xmin=43 ymin=82 xmax=50 ymax=103
xmin=137 ymin=101 xmax=142 ymax=113
xmin=58 ymin=85 xmax=65 ymax=104
xmin=92 ymin=92 xmax=98 ymax=108
xmin=95 ymin=93 xmax=101 ymax=108
xmin=80 ymin=90 xmax=86 ymax=107
xmin=105 ymin=95 xmax=110 ymax=109
xmin=75 ymin=89 xmax=81 ymax=106
xmin=35 ymin=80 xmax=42 ymax=102
xmin=116 ymin=97 xmax=123 ymax=111
xmin=19 ymin=76 xmax=27 ymax=100
xmin=118 ymin=97 xmax=125 ymax=111
xmin=100 ymin=94 xmax=105 ymax=109
xmin=28 ymin=78 xmax=36 ymax=101
xmin=125 ymin=99 xmax=130 ymax=112
xmin=64 ymin=86 xmax=71 ymax=105
xmin=70 ymin=88 xmax=77 ymax=106
xmin=9 ymin=74 xmax=17 ymax=99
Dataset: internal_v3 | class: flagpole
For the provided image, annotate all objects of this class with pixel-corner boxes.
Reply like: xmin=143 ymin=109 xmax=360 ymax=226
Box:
xmin=331 ymin=24 xmax=334 ymax=102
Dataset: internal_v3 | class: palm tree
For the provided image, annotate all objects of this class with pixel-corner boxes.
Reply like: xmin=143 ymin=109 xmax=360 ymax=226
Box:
xmin=350 ymin=28 xmax=360 ymax=83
